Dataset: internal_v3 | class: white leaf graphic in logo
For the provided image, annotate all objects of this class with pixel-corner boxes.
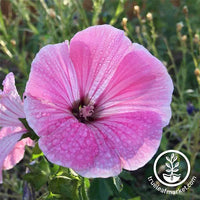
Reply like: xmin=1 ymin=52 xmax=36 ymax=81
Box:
xmin=163 ymin=153 xmax=181 ymax=183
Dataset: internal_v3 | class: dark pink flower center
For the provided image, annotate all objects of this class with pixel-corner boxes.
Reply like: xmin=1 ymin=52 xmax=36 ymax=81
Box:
xmin=71 ymin=98 xmax=96 ymax=123
xmin=80 ymin=104 xmax=94 ymax=119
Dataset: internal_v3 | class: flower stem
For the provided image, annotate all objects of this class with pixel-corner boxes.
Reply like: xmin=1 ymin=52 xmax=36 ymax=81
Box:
xmin=80 ymin=177 xmax=89 ymax=200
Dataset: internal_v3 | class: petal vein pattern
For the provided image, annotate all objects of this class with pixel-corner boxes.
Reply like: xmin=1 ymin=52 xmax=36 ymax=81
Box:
xmin=70 ymin=25 xmax=133 ymax=101
xmin=24 ymin=25 xmax=173 ymax=178
xmin=0 ymin=73 xmax=34 ymax=184
xmin=25 ymin=42 xmax=79 ymax=108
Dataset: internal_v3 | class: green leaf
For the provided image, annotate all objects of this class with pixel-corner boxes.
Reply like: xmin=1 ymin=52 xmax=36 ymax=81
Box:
xmin=160 ymin=134 xmax=168 ymax=150
xmin=32 ymin=142 xmax=43 ymax=159
xmin=48 ymin=176 xmax=80 ymax=200
xmin=23 ymin=157 xmax=51 ymax=190
xmin=128 ymin=197 xmax=141 ymax=200
xmin=113 ymin=176 xmax=123 ymax=192
xmin=0 ymin=10 xmax=8 ymax=38
xmin=84 ymin=178 xmax=90 ymax=189
xmin=45 ymin=192 xmax=61 ymax=200
xmin=119 ymin=171 xmax=134 ymax=181
xmin=88 ymin=178 xmax=115 ymax=200
xmin=19 ymin=118 xmax=39 ymax=140
xmin=19 ymin=118 xmax=33 ymax=131
xmin=49 ymin=163 xmax=60 ymax=176
xmin=57 ymin=167 xmax=79 ymax=180
xmin=110 ymin=0 xmax=125 ymax=25
xmin=23 ymin=171 xmax=48 ymax=190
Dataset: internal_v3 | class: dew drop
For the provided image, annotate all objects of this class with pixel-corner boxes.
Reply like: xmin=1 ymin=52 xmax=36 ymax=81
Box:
xmin=42 ymin=113 xmax=47 ymax=117
xmin=36 ymin=112 xmax=42 ymax=118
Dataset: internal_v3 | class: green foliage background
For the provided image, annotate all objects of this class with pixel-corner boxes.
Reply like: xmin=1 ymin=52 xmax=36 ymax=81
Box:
xmin=0 ymin=0 xmax=200 ymax=199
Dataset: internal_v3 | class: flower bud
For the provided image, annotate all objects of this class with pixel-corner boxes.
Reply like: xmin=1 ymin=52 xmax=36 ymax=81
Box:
xmin=176 ymin=22 xmax=184 ymax=32
xmin=193 ymin=34 xmax=199 ymax=44
xmin=146 ymin=12 xmax=153 ymax=21
xmin=63 ymin=0 xmax=68 ymax=5
xmin=48 ymin=8 xmax=56 ymax=18
xmin=135 ymin=26 xmax=140 ymax=34
xmin=133 ymin=5 xmax=140 ymax=16
xmin=194 ymin=68 xmax=200 ymax=76
xmin=141 ymin=19 xmax=146 ymax=24
xmin=181 ymin=35 xmax=187 ymax=42
xmin=183 ymin=5 xmax=188 ymax=15
xmin=10 ymin=39 xmax=16 ymax=46
xmin=122 ymin=17 xmax=128 ymax=27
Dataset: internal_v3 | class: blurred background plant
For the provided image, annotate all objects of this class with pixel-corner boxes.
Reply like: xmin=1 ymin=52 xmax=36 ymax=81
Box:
xmin=0 ymin=0 xmax=200 ymax=199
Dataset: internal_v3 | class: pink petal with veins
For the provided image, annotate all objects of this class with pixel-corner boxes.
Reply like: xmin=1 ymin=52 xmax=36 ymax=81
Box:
xmin=0 ymin=73 xmax=34 ymax=183
xmin=24 ymin=25 xmax=173 ymax=178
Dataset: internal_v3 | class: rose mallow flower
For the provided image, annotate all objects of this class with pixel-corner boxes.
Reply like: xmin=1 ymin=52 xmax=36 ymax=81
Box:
xmin=0 ymin=73 xmax=34 ymax=183
xmin=24 ymin=25 xmax=173 ymax=178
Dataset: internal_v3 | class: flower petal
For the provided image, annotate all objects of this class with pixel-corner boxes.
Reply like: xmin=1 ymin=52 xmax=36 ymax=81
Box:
xmin=92 ymin=111 xmax=163 ymax=171
xmin=24 ymin=95 xmax=71 ymax=136
xmin=96 ymin=44 xmax=173 ymax=126
xmin=70 ymin=25 xmax=133 ymax=101
xmin=25 ymin=42 xmax=79 ymax=109
xmin=39 ymin=110 xmax=162 ymax=177
xmin=26 ymin=95 xmax=122 ymax=177
xmin=3 ymin=137 xmax=34 ymax=170
xmin=38 ymin=118 xmax=122 ymax=178
xmin=24 ymin=26 xmax=173 ymax=179
xmin=0 ymin=126 xmax=28 ymax=184
xmin=38 ymin=119 xmax=99 ymax=173
xmin=0 ymin=73 xmax=25 ymax=127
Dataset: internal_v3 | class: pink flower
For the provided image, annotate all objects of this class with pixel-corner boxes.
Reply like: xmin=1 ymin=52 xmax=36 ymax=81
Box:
xmin=24 ymin=25 xmax=173 ymax=178
xmin=0 ymin=73 xmax=34 ymax=183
